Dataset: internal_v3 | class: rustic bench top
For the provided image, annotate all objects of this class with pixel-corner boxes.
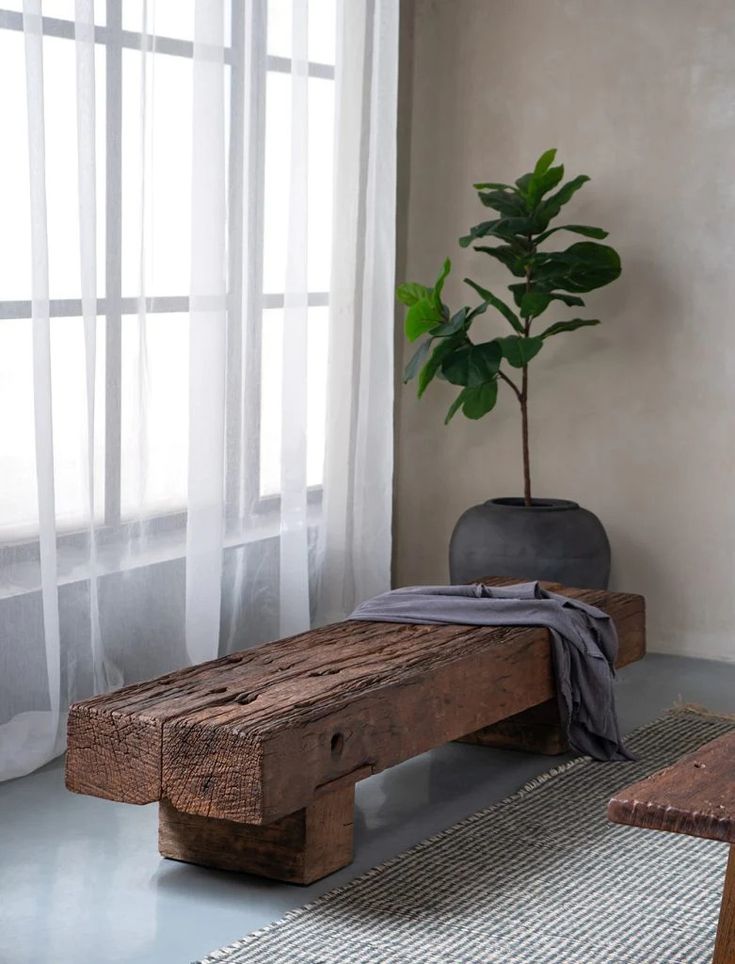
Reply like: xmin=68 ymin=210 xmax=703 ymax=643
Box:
xmin=67 ymin=579 xmax=644 ymax=826
xmin=608 ymin=727 xmax=735 ymax=844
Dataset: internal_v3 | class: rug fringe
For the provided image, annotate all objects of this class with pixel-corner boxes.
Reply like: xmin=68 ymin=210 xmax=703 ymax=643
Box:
xmin=668 ymin=700 xmax=735 ymax=722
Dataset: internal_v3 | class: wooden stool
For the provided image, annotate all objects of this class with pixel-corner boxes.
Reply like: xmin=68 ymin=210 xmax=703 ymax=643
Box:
xmin=609 ymin=729 xmax=735 ymax=963
xmin=65 ymin=578 xmax=645 ymax=885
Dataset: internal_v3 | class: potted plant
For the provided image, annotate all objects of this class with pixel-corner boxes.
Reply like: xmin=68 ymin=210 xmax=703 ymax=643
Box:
xmin=398 ymin=149 xmax=621 ymax=589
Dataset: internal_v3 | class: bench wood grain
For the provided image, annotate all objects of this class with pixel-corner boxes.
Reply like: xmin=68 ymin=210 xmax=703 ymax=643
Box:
xmin=608 ymin=729 xmax=735 ymax=844
xmin=66 ymin=579 xmax=645 ymax=883
xmin=158 ymin=785 xmax=354 ymax=885
xmin=608 ymin=728 xmax=735 ymax=964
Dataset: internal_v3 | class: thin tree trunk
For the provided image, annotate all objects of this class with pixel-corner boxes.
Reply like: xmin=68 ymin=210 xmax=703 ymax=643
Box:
xmin=521 ymin=364 xmax=531 ymax=506
xmin=522 ymin=245 xmax=533 ymax=507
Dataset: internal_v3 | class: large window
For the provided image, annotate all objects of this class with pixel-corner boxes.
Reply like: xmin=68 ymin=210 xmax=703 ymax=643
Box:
xmin=0 ymin=0 xmax=336 ymax=542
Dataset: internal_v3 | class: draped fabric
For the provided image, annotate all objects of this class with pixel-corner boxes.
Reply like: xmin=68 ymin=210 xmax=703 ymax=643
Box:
xmin=0 ymin=0 xmax=398 ymax=782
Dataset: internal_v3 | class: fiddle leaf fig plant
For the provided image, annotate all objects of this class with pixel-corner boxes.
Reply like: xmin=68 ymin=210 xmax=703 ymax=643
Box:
xmin=398 ymin=149 xmax=621 ymax=506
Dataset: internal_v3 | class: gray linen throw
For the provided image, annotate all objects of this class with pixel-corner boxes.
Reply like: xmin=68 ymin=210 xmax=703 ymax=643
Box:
xmin=349 ymin=581 xmax=632 ymax=762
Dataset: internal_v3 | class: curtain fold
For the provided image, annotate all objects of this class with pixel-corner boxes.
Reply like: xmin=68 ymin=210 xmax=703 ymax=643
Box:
xmin=279 ymin=0 xmax=310 ymax=639
xmin=3 ymin=0 xmax=64 ymax=780
xmin=316 ymin=0 xmax=397 ymax=625
xmin=185 ymin=0 xmax=228 ymax=665
xmin=74 ymin=0 xmax=105 ymax=695
xmin=0 ymin=0 xmax=398 ymax=783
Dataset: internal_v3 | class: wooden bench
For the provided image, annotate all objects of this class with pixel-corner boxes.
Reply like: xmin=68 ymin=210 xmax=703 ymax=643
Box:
xmin=608 ymin=729 xmax=735 ymax=964
xmin=66 ymin=578 xmax=645 ymax=884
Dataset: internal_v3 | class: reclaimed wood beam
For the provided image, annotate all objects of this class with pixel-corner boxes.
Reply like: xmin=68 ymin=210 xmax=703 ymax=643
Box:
xmin=67 ymin=582 xmax=645 ymax=826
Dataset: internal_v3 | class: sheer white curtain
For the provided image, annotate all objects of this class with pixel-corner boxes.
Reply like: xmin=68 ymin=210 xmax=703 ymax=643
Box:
xmin=316 ymin=0 xmax=397 ymax=624
xmin=0 ymin=0 xmax=397 ymax=782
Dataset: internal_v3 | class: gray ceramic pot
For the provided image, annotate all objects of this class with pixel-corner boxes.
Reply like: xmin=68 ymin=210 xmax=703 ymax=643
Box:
xmin=449 ymin=497 xmax=610 ymax=590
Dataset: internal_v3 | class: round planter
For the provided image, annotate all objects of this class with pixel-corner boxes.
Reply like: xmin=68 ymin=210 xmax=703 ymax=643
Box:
xmin=449 ymin=497 xmax=610 ymax=590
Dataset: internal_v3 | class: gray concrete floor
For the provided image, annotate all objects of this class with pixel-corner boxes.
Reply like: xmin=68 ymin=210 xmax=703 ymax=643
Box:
xmin=1 ymin=653 xmax=735 ymax=964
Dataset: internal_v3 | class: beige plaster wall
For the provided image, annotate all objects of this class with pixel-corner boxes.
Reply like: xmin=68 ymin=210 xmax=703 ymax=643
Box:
xmin=394 ymin=0 xmax=735 ymax=660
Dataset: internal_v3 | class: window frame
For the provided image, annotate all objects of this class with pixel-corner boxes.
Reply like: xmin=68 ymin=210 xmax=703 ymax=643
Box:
xmin=0 ymin=1 xmax=334 ymax=548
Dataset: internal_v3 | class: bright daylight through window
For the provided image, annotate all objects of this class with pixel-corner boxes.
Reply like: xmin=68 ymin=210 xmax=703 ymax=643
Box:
xmin=0 ymin=0 xmax=335 ymax=542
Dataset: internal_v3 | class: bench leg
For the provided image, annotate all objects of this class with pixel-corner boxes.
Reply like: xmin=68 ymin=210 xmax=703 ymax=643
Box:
xmin=714 ymin=844 xmax=735 ymax=964
xmin=158 ymin=785 xmax=355 ymax=885
xmin=457 ymin=699 xmax=569 ymax=755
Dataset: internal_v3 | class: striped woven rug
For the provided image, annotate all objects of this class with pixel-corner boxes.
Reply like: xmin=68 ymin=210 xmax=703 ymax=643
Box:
xmin=199 ymin=711 xmax=734 ymax=964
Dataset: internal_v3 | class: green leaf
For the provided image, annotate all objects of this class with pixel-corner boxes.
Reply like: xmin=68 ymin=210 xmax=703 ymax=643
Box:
xmin=433 ymin=258 xmax=451 ymax=303
xmin=430 ymin=257 xmax=452 ymax=316
xmin=533 ymin=149 xmax=557 ymax=176
xmin=460 ymin=217 xmax=535 ymax=247
xmin=396 ymin=282 xmax=431 ymax=306
xmin=534 ymin=174 xmax=590 ymax=228
xmin=461 ymin=381 xmax=499 ymax=419
xmin=532 ymin=241 xmax=621 ymax=294
xmin=549 ymin=292 xmax=586 ymax=307
xmin=519 ymin=291 xmax=552 ymax=319
xmin=535 ymin=224 xmax=609 ymax=244
xmin=463 ymin=278 xmax=523 ymax=333
xmin=466 ymin=300 xmax=491 ymax=323
xmin=473 ymin=245 xmax=527 ymax=277
xmin=418 ymin=334 xmax=467 ymax=396
xmin=511 ymin=285 xmax=587 ymax=309
xmin=404 ymin=259 xmax=453 ymax=341
xmin=405 ymin=296 xmax=444 ymax=341
xmin=444 ymin=392 xmax=465 ymax=425
xmin=515 ymin=172 xmax=533 ymax=196
xmin=441 ymin=341 xmax=502 ymax=388
xmin=540 ymin=318 xmax=600 ymax=339
xmin=473 ymin=181 xmax=513 ymax=191
xmin=527 ymin=165 xmax=565 ymax=209
xmin=403 ymin=338 xmax=431 ymax=382
xmin=525 ymin=152 xmax=566 ymax=210
xmin=477 ymin=190 xmax=529 ymax=217
xmin=429 ymin=301 xmax=491 ymax=339
xmin=445 ymin=382 xmax=499 ymax=423
xmin=430 ymin=306 xmax=468 ymax=338
xmin=497 ymin=335 xmax=544 ymax=368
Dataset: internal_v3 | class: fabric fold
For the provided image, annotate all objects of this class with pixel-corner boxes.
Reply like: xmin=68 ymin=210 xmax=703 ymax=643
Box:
xmin=349 ymin=581 xmax=632 ymax=762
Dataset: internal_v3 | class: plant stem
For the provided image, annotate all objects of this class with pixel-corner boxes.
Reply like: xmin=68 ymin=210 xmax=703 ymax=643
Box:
xmin=521 ymin=364 xmax=531 ymax=506
xmin=498 ymin=370 xmax=521 ymax=401
xmin=522 ymin=233 xmax=533 ymax=507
